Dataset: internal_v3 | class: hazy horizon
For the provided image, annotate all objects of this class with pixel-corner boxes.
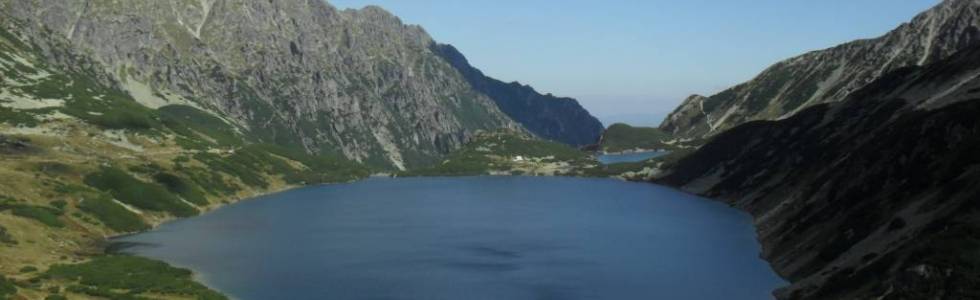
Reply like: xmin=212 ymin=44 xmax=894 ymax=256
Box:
xmin=331 ymin=0 xmax=940 ymax=126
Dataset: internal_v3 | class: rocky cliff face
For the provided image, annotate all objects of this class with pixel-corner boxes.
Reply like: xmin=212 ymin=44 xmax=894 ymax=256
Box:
xmin=660 ymin=0 xmax=980 ymax=140
xmin=431 ymin=44 xmax=604 ymax=146
xmin=1 ymin=0 xmax=533 ymax=169
xmin=657 ymin=44 xmax=980 ymax=299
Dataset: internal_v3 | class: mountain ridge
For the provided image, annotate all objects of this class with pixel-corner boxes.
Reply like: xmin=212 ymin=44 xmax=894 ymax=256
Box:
xmin=0 ymin=0 xmax=602 ymax=170
xmin=431 ymin=43 xmax=604 ymax=146
xmin=660 ymin=0 xmax=980 ymax=140
xmin=656 ymin=41 xmax=980 ymax=299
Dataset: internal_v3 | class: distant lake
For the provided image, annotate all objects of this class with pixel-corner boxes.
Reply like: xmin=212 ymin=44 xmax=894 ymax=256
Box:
xmin=597 ymin=151 xmax=668 ymax=164
xmin=115 ymin=177 xmax=785 ymax=300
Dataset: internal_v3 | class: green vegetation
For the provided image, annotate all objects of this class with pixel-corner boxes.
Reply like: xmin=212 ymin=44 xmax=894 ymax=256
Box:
xmin=11 ymin=205 xmax=64 ymax=228
xmin=83 ymin=167 xmax=198 ymax=217
xmin=19 ymin=266 xmax=37 ymax=273
xmin=0 ymin=275 xmax=15 ymax=298
xmin=0 ymin=106 xmax=41 ymax=127
xmin=404 ymin=131 xmax=593 ymax=176
xmin=600 ymin=123 xmax=675 ymax=153
xmin=77 ymin=195 xmax=149 ymax=233
xmin=0 ymin=200 xmax=65 ymax=228
xmin=194 ymin=143 xmax=368 ymax=189
xmin=193 ymin=151 xmax=273 ymax=189
xmin=0 ymin=225 xmax=15 ymax=245
xmin=153 ymin=173 xmax=208 ymax=206
xmin=159 ymin=105 xmax=245 ymax=147
xmin=28 ymin=69 xmax=162 ymax=131
xmin=46 ymin=255 xmax=226 ymax=300
xmin=44 ymin=295 xmax=67 ymax=300
xmin=172 ymin=164 xmax=240 ymax=197
xmin=248 ymin=143 xmax=370 ymax=184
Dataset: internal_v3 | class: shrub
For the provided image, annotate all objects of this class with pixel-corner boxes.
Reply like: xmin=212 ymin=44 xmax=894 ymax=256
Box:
xmin=600 ymin=123 xmax=676 ymax=152
xmin=153 ymin=173 xmax=208 ymax=205
xmin=9 ymin=205 xmax=64 ymax=228
xmin=77 ymin=195 xmax=149 ymax=233
xmin=0 ymin=275 xmax=16 ymax=297
xmin=49 ymin=200 xmax=68 ymax=210
xmin=84 ymin=167 xmax=198 ymax=217
xmin=19 ymin=266 xmax=37 ymax=273
xmin=0 ymin=225 xmax=15 ymax=245
xmin=159 ymin=105 xmax=244 ymax=147
xmin=46 ymin=256 xmax=226 ymax=300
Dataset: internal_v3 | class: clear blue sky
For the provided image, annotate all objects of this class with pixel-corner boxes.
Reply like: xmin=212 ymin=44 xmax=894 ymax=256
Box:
xmin=329 ymin=0 xmax=940 ymax=126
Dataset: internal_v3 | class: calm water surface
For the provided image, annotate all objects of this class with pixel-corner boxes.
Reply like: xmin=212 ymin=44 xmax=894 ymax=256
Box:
xmin=597 ymin=151 xmax=668 ymax=164
xmin=116 ymin=177 xmax=785 ymax=300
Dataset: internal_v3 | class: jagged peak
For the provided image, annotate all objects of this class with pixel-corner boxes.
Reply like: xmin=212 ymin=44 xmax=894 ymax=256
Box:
xmin=337 ymin=3 xmax=433 ymax=46
xmin=660 ymin=0 xmax=980 ymax=139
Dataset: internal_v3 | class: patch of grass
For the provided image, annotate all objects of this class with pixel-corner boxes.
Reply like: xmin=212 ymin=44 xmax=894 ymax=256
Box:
xmin=83 ymin=167 xmax=198 ymax=217
xmin=77 ymin=195 xmax=149 ymax=233
xmin=19 ymin=266 xmax=37 ymax=273
xmin=0 ymin=202 xmax=64 ymax=228
xmin=46 ymin=256 xmax=225 ymax=300
xmin=0 ymin=275 xmax=16 ymax=297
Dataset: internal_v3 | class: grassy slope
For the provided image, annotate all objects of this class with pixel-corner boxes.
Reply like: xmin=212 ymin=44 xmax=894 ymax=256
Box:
xmin=0 ymin=22 xmax=369 ymax=299
xmin=599 ymin=123 xmax=676 ymax=153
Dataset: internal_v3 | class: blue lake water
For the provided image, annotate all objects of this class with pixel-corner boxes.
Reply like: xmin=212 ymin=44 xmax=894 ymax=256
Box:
xmin=597 ymin=151 xmax=668 ymax=164
xmin=115 ymin=177 xmax=785 ymax=300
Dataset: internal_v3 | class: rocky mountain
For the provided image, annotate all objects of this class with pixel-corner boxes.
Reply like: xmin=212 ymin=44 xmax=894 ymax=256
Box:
xmin=0 ymin=0 xmax=603 ymax=170
xmin=657 ymin=42 xmax=980 ymax=299
xmin=431 ymin=44 xmax=604 ymax=146
xmin=0 ymin=3 xmax=605 ymax=297
xmin=660 ymin=0 xmax=980 ymax=140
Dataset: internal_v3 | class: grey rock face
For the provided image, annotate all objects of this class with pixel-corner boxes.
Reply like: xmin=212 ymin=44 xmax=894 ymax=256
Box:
xmin=660 ymin=94 xmax=706 ymax=139
xmin=660 ymin=0 xmax=980 ymax=140
xmin=2 ymin=0 xmax=522 ymax=169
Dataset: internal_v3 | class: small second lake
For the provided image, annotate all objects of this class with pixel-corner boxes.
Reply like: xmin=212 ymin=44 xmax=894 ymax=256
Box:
xmin=596 ymin=150 xmax=668 ymax=164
